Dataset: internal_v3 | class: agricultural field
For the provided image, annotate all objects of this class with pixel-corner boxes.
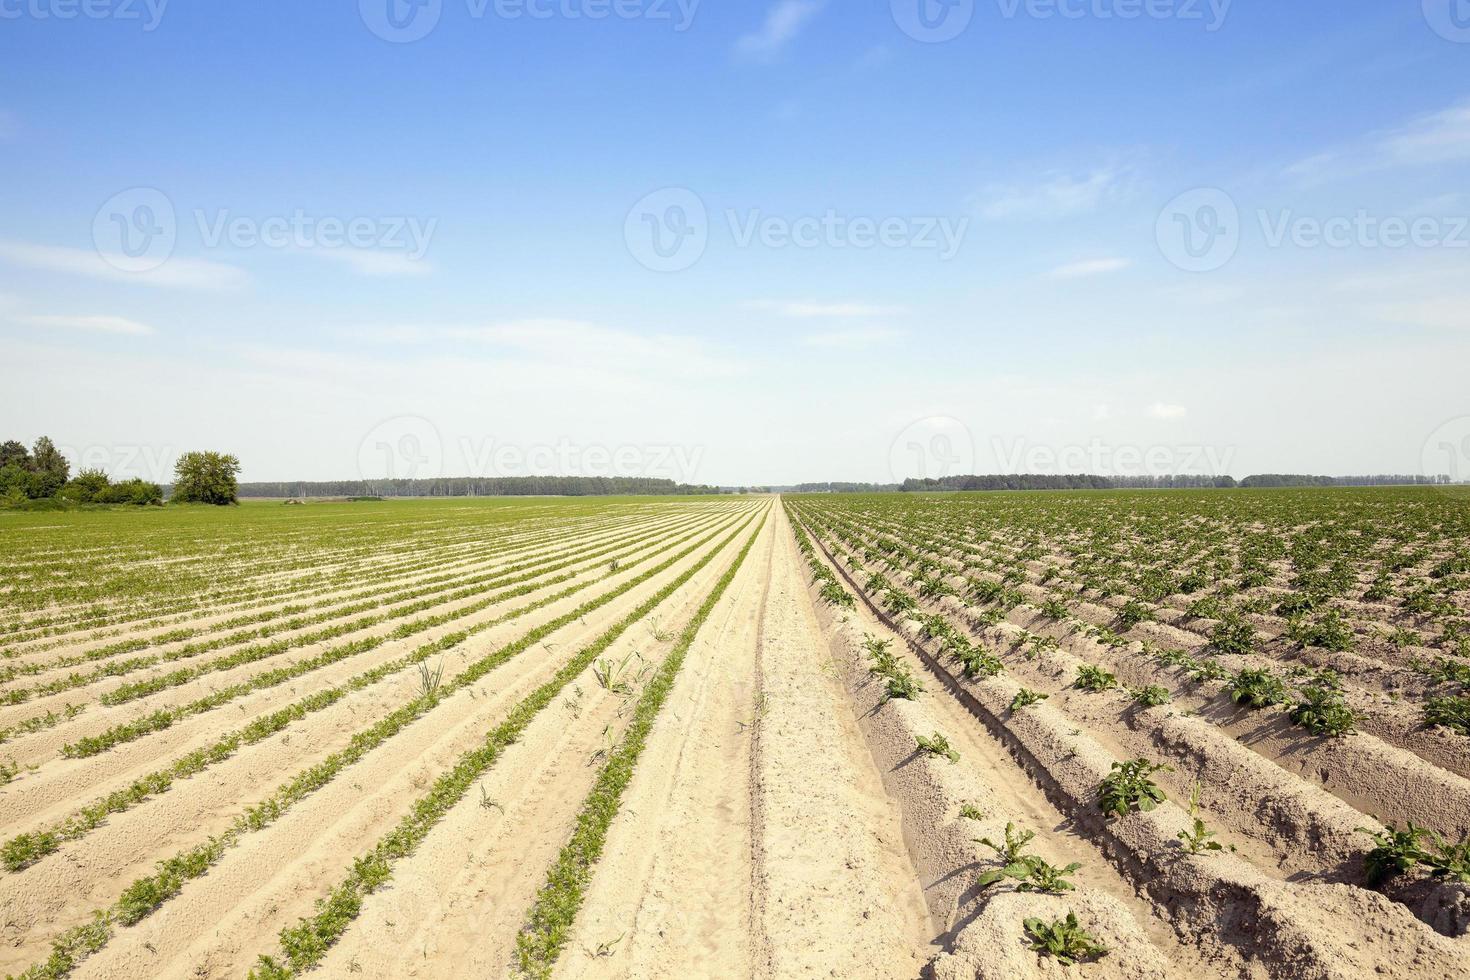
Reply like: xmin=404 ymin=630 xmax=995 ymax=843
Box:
xmin=1 ymin=489 xmax=1468 ymax=979
xmin=786 ymin=487 xmax=1470 ymax=978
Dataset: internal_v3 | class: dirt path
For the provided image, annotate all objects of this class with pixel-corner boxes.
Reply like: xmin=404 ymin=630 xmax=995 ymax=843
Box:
xmin=748 ymin=508 xmax=934 ymax=978
xmin=541 ymin=506 xmax=933 ymax=980
xmin=554 ymin=508 xmax=773 ymax=979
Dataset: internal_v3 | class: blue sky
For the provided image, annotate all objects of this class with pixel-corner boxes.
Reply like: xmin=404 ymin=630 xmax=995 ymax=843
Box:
xmin=3 ymin=1 xmax=1470 ymax=485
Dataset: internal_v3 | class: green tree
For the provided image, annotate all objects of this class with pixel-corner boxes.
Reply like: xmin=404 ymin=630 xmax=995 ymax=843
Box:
xmin=24 ymin=437 xmax=69 ymax=497
xmin=0 ymin=440 xmax=28 ymax=470
xmin=60 ymin=468 xmax=111 ymax=503
xmin=171 ymin=451 xmax=241 ymax=505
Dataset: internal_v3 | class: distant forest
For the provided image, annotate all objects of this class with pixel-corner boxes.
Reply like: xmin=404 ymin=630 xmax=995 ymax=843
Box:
xmin=237 ymin=476 xmax=722 ymax=498
xmin=894 ymin=473 xmax=1454 ymax=492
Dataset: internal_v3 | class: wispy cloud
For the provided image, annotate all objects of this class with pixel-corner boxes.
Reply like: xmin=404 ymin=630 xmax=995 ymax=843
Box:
xmin=12 ymin=313 xmax=157 ymax=336
xmin=800 ymin=327 xmax=904 ymax=350
xmin=0 ymin=240 xmax=248 ymax=290
xmin=1286 ymin=99 xmax=1470 ymax=181
xmin=1149 ymin=402 xmax=1188 ymax=419
xmin=735 ymin=0 xmax=823 ymax=60
xmin=1048 ymin=257 xmax=1132 ymax=280
xmin=745 ymin=300 xmax=906 ymax=318
xmin=975 ymin=165 xmax=1135 ymax=220
xmin=309 ymin=248 xmax=434 ymax=279
xmin=349 ymin=318 xmax=747 ymax=380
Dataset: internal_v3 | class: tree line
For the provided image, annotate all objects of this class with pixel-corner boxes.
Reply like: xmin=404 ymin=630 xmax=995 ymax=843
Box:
xmin=1 ymin=437 xmax=241 ymax=508
xmin=236 ymin=476 xmax=720 ymax=498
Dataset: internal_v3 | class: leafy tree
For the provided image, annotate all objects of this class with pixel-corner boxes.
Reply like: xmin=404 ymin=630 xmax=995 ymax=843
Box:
xmin=61 ymin=469 xmax=111 ymax=503
xmin=171 ymin=451 xmax=241 ymax=505
xmin=99 ymin=478 xmax=164 ymax=505
xmin=0 ymin=440 xmax=28 ymax=469
xmin=30 ymin=436 xmax=69 ymax=480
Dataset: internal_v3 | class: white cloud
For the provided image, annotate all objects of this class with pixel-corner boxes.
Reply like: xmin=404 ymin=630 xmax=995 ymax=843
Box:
xmin=347 ymin=318 xmax=747 ymax=380
xmin=0 ymin=241 xmax=248 ymax=290
xmin=735 ymin=0 xmax=823 ymax=59
xmin=1149 ymin=402 xmax=1188 ymax=419
xmin=13 ymin=313 xmax=156 ymax=336
xmin=1286 ymin=99 xmax=1470 ymax=180
xmin=310 ymin=248 xmax=434 ymax=279
xmin=975 ymin=166 xmax=1134 ymax=220
xmin=745 ymin=300 xmax=906 ymax=318
xmin=800 ymin=327 xmax=904 ymax=350
xmin=1048 ymin=257 xmax=1132 ymax=280
xmin=1377 ymin=100 xmax=1470 ymax=167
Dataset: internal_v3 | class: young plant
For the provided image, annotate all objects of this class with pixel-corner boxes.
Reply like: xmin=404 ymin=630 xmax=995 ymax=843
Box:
xmin=916 ymin=732 xmax=959 ymax=763
xmin=1424 ymin=835 xmax=1470 ymax=883
xmin=416 ymin=658 xmax=445 ymax=699
xmin=1358 ymin=823 xmax=1432 ymax=887
xmin=1010 ymin=688 xmax=1047 ymax=712
xmin=1097 ymin=758 xmax=1171 ymax=818
xmin=1176 ymin=782 xmax=1223 ymax=854
xmin=1425 ymin=695 xmax=1470 ymax=736
xmin=1075 ymin=664 xmax=1117 ymax=692
xmin=1023 ymin=912 xmax=1108 ymax=965
xmin=1210 ymin=615 xmax=1256 ymax=656
xmin=883 ymin=664 xmax=923 ymax=702
xmin=593 ymin=651 xmax=642 ymax=696
xmin=1040 ymin=597 xmax=1070 ymax=620
xmin=819 ymin=581 xmax=855 ymax=609
xmin=1130 ymin=685 xmax=1171 ymax=708
xmin=1228 ymin=668 xmax=1288 ymax=709
xmin=979 ymin=854 xmax=1081 ymax=894
xmin=1289 ymin=686 xmax=1356 ymax=737
xmin=977 ymin=821 xmax=1036 ymax=865
xmin=959 ymin=803 xmax=986 ymax=821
